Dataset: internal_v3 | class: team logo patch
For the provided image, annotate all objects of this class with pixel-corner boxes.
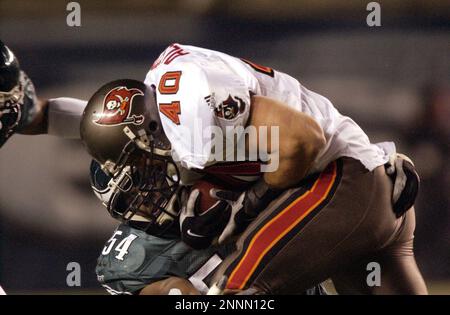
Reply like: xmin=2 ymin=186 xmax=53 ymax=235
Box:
xmin=210 ymin=94 xmax=246 ymax=120
xmin=93 ymin=86 xmax=144 ymax=126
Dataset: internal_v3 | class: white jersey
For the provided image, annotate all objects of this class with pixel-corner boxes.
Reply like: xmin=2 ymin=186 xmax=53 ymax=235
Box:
xmin=144 ymin=43 xmax=392 ymax=173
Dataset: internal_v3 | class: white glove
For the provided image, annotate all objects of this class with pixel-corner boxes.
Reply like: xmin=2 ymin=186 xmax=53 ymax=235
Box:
xmin=385 ymin=153 xmax=419 ymax=216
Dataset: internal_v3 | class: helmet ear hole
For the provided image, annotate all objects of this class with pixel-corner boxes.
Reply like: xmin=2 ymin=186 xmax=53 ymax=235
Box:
xmin=148 ymin=120 xmax=158 ymax=133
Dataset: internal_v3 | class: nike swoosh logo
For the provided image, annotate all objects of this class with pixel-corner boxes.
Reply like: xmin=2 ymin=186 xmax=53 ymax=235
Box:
xmin=187 ymin=229 xmax=206 ymax=238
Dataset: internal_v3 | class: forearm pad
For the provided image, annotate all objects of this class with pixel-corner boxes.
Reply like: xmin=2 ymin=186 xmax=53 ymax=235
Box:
xmin=47 ymin=97 xmax=87 ymax=138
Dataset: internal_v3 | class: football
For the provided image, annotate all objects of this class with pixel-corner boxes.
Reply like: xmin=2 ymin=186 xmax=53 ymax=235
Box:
xmin=191 ymin=178 xmax=227 ymax=214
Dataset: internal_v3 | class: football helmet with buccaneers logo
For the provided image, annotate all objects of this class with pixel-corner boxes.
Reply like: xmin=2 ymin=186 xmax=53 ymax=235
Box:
xmin=81 ymin=79 xmax=181 ymax=235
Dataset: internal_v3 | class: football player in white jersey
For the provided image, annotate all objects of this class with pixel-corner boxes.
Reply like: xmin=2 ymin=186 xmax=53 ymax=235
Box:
xmin=1 ymin=42 xmax=427 ymax=294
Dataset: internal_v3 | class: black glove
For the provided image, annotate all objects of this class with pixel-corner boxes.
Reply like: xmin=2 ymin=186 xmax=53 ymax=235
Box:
xmin=385 ymin=153 xmax=420 ymax=217
xmin=212 ymin=179 xmax=282 ymax=244
xmin=179 ymin=189 xmax=231 ymax=249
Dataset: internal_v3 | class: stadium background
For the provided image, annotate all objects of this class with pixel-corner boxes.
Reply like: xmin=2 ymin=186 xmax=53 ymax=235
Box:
xmin=0 ymin=0 xmax=449 ymax=294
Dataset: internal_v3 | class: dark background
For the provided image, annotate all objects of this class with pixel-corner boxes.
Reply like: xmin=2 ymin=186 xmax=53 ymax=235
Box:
xmin=0 ymin=0 xmax=449 ymax=294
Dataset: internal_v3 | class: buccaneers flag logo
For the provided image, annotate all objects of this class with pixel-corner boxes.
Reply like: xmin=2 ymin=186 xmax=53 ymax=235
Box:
xmin=214 ymin=94 xmax=246 ymax=120
xmin=93 ymin=86 xmax=144 ymax=126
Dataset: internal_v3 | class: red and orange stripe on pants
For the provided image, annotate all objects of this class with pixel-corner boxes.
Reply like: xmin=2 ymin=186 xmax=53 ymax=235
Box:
xmin=224 ymin=160 xmax=341 ymax=290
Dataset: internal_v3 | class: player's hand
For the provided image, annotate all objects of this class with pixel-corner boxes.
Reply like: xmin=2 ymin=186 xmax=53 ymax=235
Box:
xmin=179 ymin=189 xmax=231 ymax=249
xmin=212 ymin=179 xmax=282 ymax=244
xmin=385 ymin=153 xmax=420 ymax=217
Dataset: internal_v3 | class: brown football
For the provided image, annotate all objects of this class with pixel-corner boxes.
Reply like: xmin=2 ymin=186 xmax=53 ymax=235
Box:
xmin=191 ymin=178 xmax=226 ymax=214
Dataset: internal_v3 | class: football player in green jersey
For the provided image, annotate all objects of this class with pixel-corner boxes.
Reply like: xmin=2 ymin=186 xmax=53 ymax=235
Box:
xmin=91 ymin=160 xmax=327 ymax=295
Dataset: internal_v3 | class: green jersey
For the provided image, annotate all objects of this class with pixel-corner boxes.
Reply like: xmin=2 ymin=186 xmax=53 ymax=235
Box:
xmin=96 ymin=223 xmax=235 ymax=295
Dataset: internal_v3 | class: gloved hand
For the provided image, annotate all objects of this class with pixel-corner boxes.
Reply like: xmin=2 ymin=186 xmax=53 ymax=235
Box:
xmin=385 ymin=153 xmax=420 ymax=217
xmin=211 ymin=179 xmax=282 ymax=244
xmin=179 ymin=188 xmax=231 ymax=249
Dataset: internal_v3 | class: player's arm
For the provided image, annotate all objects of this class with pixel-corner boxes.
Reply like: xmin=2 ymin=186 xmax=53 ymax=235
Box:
xmin=139 ymin=277 xmax=201 ymax=295
xmin=18 ymin=98 xmax=48 ymax=134
xmin=19 ymin=97 xmax=87 ymax=138
xmin=2 ymin=93 xmax=86 ymax=139
xmin=248 ymin=95 xmax=326 ymax=189
xmin=206 ymin=96 xmax=326 ymax=245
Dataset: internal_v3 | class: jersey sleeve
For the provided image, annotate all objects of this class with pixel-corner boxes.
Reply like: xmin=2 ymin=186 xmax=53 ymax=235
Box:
xmin=47 ymin=97 xmax=87 ymax=138
xmin=95 ymin=224 xmax=179 ymax=295
xmin=96 ymin=222 xmax=240 ymax=295
xmin=95 ymin=224 xmax=209 ymax=295
xmin=95 ymin=227 xmax=148 ymax=295
xmin=147 ymin=58 xmax=252 ymax=170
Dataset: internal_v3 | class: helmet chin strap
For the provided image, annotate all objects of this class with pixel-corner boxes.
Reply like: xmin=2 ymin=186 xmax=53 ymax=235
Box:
xmin=123 ymin=126 xmax=149 ymax=150
xmin=123 ymin=126 xmax=171 ymax=157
